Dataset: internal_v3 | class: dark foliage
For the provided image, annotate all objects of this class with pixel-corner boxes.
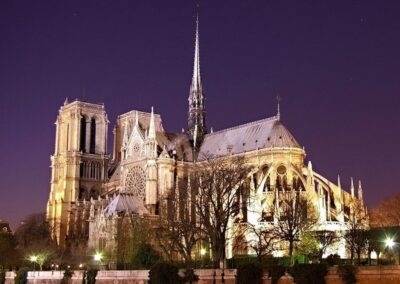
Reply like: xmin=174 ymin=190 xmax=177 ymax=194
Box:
xmin=0 ymin=270 xmax=5 ymax=284
xmin=181 ymin=269 xmax=198 ymax=284
xmin=61 ymin=268 xmax=74 ymax=284
xmin=14 ymin=267 xmax=29 ymax=284
xmin=290 ymin=264 xmax=328 ymax=284
xmin=131 ymin=243 xmax=160 ymax=269
xmin=84 ymin=269 xmax=98 ymax=284
xmin=149 ymin=262 xmax=182 ymax=284
xmin=337 ymin=265 xmax=357 ymax=284
xmin=0 ymin=232 xmax=19 ymax=269
xmin=236 ymin=263 xmax=263 ymax=284
xmin=326 ymin=254 xmax=341 ymax=266
xmin=268 ymin=265 xmax=286 ymax=284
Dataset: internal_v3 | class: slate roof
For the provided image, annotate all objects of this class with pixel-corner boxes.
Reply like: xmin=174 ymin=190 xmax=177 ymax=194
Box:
xmin=198 ymin=116 xmax=301 ymax=158
xmin=103 ymin=192 xmax=149 ymax=216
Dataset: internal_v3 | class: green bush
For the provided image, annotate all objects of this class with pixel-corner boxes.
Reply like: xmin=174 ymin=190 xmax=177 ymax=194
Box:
xmin=0 ymin=270 xmax=5 ymax=284
xmin=268 ymin=265 xmax=286 ymax=284
xmin=15 ymin=267 xmax=29 ymax=284
xmin=131 ymin=243 xmax=160 ymax=269
xmin=337 ymin=265 xmax=357 ymax=284
xmin=236 ymin=263 xmax=263 ymax=284
xmin=290 ymin=263 xmax=328 ymax=284
xmin=84 ymin=269 xmax=98 ymax=284
xmin=149 ymin=262 xmax=182 ymax=284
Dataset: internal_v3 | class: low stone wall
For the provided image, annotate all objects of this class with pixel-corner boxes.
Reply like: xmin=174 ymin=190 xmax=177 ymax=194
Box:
xmin=4 ymin=266 xmax=400 ymax=284
xmin=96 ymin=270 xmax=149 ymax=284
xmin=5 ymin=271 xmax=15 ymax=284
xmin=326 ymin=266 xmax=400 ymax=284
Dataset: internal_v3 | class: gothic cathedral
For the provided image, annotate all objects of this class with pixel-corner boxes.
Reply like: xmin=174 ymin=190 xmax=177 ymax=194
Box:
xmin=46 ymin=17 xmax=367 ymax=259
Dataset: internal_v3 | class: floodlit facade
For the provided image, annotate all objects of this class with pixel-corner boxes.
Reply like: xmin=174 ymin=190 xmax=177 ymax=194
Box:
xmin=46 ymin=18 xmax=367 ymax=259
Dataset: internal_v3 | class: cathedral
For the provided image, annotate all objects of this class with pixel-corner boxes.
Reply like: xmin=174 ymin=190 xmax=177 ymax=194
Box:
xmin=46 ymin=17 xmax=367 ymax=262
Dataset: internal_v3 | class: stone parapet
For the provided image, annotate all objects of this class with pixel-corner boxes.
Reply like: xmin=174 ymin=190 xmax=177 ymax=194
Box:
xmin=5 ymin=266 xmax=400 ymax=284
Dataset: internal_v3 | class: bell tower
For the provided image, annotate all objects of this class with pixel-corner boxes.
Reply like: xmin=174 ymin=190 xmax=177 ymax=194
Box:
xmin=46 ymin=99 xmax=109 ymax=248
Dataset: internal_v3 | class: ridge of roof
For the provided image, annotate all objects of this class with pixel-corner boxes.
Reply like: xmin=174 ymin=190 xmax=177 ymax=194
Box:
xmin=205 ymin=115 xmax=280 ymax=138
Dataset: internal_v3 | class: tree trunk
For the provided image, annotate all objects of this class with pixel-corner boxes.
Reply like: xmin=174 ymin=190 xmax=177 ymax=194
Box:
xmin=289 ymin=241 xmax=294 ymax=265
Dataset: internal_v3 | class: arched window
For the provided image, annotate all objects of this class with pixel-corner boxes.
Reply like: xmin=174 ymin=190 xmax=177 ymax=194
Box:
xmin=80 ymin=117 xmax=86 ymax=152
xmin=90 ymin=117 xmax=96 ymax=154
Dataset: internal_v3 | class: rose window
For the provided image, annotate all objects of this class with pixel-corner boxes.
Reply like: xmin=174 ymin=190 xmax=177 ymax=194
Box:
xmin=125 ymin=166 xmax=146 ymax=200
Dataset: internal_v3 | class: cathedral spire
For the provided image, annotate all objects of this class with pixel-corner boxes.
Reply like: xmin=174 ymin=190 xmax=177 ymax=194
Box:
xmin=188 ymin=13 xmax=206 ymax=148
xmin=350 ymin=177 xmax=355 ymax=198
xmin=192 ymin=14 xmax=202 ymax=93
xmin=358 ymin=180 xmax=363 ymax=201
xmin=148 ymin=106 xmax=156 ymax=140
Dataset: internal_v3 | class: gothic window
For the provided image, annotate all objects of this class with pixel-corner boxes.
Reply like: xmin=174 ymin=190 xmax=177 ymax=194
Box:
xmin=80 ymin=117 xmax=86 ymax=152
xmin=90 ymin=117 xmax=96 ymax=154
xmin=125 ymin=166 xmax=146 ymax=200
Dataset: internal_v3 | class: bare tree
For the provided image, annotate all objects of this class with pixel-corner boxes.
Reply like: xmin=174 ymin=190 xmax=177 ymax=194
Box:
xmin=156 ymin=185 xmax=201 ymax=269
xmin=370 ymin=193 xmax=400 ymax=228
xmin=344 ymin=198 xmax=369 ymax=264
xmin=313 ymin=230 xmax=338 ymax=261
xmin=15 ymin=213 xmax=59 ymax=269
xmin=245 ymin=223 xmax=276 ymax=263
xmin=272 ymin=192 xmax=317 ymax=265
xmin=192 ymin=155 xmax=252 ymax=268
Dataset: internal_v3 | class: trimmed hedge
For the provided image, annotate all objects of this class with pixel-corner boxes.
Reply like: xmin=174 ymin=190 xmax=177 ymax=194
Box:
xmin=149 ymin=262 xmax=182 ymax=284
xmin=338 ymin=265 xmax=357 ymax=284
xmin=268 ymin=265 xmax=286 ymax=284
xmin=290 ymin=263 xmax=328 ymax=284
xmin=0 ymin=270 xmax=5 ymax=284
xmin=236 ymin=263 xmax=263 ymax=284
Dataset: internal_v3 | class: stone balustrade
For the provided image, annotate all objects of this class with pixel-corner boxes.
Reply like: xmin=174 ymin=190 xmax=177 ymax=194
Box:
xmin=4 ymin=266 xmax=400 ymax=284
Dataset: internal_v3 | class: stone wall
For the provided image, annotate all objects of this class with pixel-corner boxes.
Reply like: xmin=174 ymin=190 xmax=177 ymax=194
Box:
xmin=4 ymin=266 xmax=400 ymax=284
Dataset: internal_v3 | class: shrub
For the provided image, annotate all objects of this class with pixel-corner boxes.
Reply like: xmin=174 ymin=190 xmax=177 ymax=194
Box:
xmin=61 ymin=268 xmax=74 ymax=284
xmin=236 ymin=263 xmax=263 ymax=284
xmin=181 ymin=269 xmax=198 ymax=284
xmin=290 ymin=263 xmax=328 ymax=284
xmin=149 ymin=262 xmax=182 ymax=284
xmin=0 ymin=270 xmax=5 ymax=284
xmin=326 ymin=254 xmax=341 ymax=266
xmin=84 ymin=268 xmax=98 ymax=284
xmin=131 ymin=243 xmax=160 ymax=269
xmin=268 ymin=265 xmax=286 ymax=284
xmin=337 ymin=265 xmax=357 ymax=284
xmin=14 ymin=267 xmax=29 ymax=284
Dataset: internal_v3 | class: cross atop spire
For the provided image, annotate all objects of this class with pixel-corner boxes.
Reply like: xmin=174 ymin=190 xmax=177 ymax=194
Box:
xmin=276 ymin=94 xmax=281 ymax=120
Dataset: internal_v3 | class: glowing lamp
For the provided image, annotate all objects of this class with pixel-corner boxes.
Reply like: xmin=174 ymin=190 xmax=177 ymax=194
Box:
xmin=94 ymin=252 xmax=103 ymax=262
xmin=30 ymin=255 xmax=38 ymax=262
xmin=200 ymin=248 xmax=206 ymax=256
xmin=386 ymin=238 xmax=395 ymax=249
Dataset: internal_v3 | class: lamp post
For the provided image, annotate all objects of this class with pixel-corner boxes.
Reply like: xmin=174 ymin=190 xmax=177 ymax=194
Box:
xmin=29 ymin=255 xmax=38 ymax=271
xmin=200 ymin=247 xmax=206 ymax=268
xmin=94 ymin=252 xmax=103 ymax=269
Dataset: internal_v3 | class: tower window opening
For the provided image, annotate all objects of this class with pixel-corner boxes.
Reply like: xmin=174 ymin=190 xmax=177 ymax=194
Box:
xmin=80 ymin=117 xmax=86 ymax=152
xmin=90 ymin=118 xmax=96 ymax=154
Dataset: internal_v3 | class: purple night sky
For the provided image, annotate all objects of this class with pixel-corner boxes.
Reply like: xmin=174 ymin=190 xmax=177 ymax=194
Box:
xmin=0 ymin=1 xmax=399 ymax=227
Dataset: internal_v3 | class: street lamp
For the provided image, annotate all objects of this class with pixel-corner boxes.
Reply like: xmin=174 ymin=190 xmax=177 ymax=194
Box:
xmin=386 ymin=238 xmax=395 ymax=249
xmin=94 ymin=252 xmax=103 ymax=262
xmin=29 ymin=255 xmax=38 ymax=271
